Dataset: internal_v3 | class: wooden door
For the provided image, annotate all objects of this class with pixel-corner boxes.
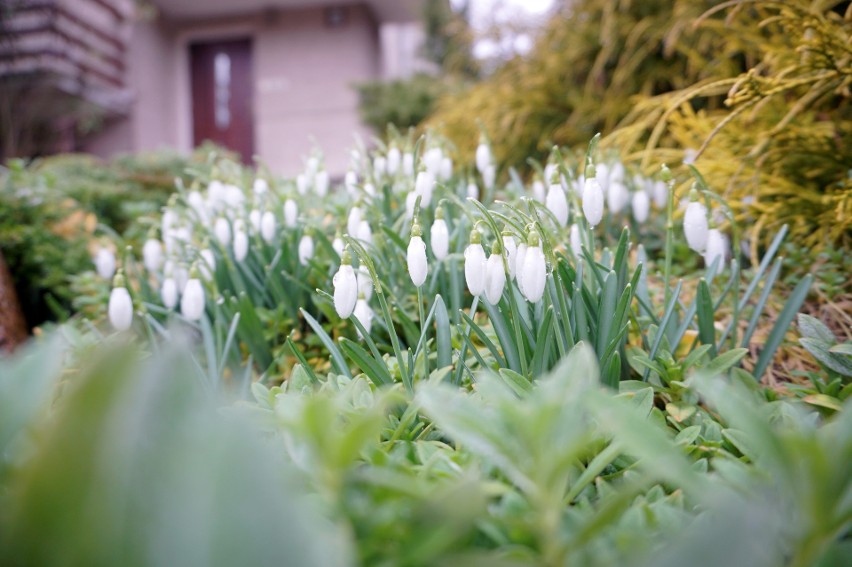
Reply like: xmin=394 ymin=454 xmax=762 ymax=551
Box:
xmin=189 ymin=38 xmax=254 ymax=163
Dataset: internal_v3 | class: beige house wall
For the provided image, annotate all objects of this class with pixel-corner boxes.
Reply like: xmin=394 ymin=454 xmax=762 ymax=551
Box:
xmin=82 ymin=4 xmax=385 ymax=176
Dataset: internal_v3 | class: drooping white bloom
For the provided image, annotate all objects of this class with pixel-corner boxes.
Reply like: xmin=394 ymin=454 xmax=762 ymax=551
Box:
xmin=502 ymin=233 xmax=518 ymax=280
xmin=296 ymin=173 xmax=309 ymax=195
xmin=347 ymin=206 xmax=362 ymax=237
xmin=582 ymin=177 xmax=604 ymax=227
xmin=632 ymin=190 xmax=650 ymax=223
xmin=546 ymin=183 xmax=569 ymax=226
xmin=652 ymin=180 xmax=667 ymax=209
xmin=373 ymin=156 xmax=387 ymax=179
xmin=606 ymin=180 xmax=629 ymax=214
xmin=423 ymin=147 xmax=443 ymax=177
xmin=344 ymin=171 xmax=358 ymax=195
xmin=357 ymin=264 xmax=373 ymax=301
xmin=431 ymin=216 xmax=449 ymax=261
xmin=610 ymin=161 xmax=625 ymax=185
xmin=187 ymin=191 xmax=208 ymax=223
xmin=407 ymin=222 xmax=428 ymax=287
xmin=161 ymin=208 xmax=177 ymax=240
xmin=405 ymin=191 xmax=417 ymax=219
xmin=544 ymin=164 xmax=557 ymax=186
xmin=214 ymin=217 xmax=231 ymax=246
xmin=475 ymin=143 xmax=491 ymax=174
xmin=253 ymin=178 xmax=268 ymax=197
xmin=357 ymin=220 xmax=373 ymax=246
xmin=570 ymin=224 xmax=583 ymax=257
xmin=224 ymin=184 xmax=245 ymax=209
xmin=353 ymin=296 xmax=373 ymax=338
xmin=482 ymin=165 xmax=496 ymax=189
xmin=94 ymin=247 xmax=116 ymax=280
xmin=249 ymin=209 xmax=262 ymax=233
xmin=200 ymin=248 xmax=216 ymax=279
xmin=207 ymin=180 xmax=226 ymax=210
xmin=402 ymin=152 xmax=414 ymax=177
xmin=181 ymin=277 xmax=205 ymax=321
xmin=260 ymin=211 xmax=276 ymax=243
xmin=466 ymin=182 xmax=479 ymax=200
xmin=596 ymin=162 xmax=611 ymax=192
xmin=571 ymin=176 xmax=584 ymax=198
xmin=515 ymin=243 xmax=528 ymax=292
xmin=414 ymin=170 xmax=434 ymax=207
xmin=233 ymin=227 xmax=249 ymax=262
xmin=143 ymin=238 xmax=163 ymax=273
xmin=387 ymin=146 xmax=401 ymax=175
xmin=464 ymin=231 xmax=487 ymax=296
xmin=532 ymin=180 xmax=546 ymax=203
xmin=704 ymin=228 xmax=728 ymax=271
xmin=333 ymin=252 xmax=358 ymax=318
xmin=484 ymin=249 xmax=506 ymax=305
xmin=161 ymin=277 xmax=178 ymax=309
xmin=108 ymin=274 xmax=133 ymax=331
xmin=364 ymin=182 xmax=376 ymax=197
xmin=174 ymin=263 xmax=189 ymax=293
xmin=298 ymin=234 xmax=314 ymax=266
xmin=440 ymin=156 xmax=453 ymax=181
xmin=332 ymin=235 xmax=345 ymax=256
xmin=519 ymin=232 xmax=546 ymax=303
xmin=684 ymin=200 xmax=709 ymax=252
xmin=284 ymin=199 xmax=298 ymax=228
xmin=315 ymin=170 xmax=329 ymax=197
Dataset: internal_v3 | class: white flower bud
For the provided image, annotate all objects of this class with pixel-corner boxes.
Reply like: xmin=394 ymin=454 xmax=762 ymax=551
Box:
xmin=532 ymin=180 xmax=546 ymax=203
xmin=224 ymin=184 xmax=245 ymax=209
xmin=519 ymin=233 xmax=546 ymax=303
xmin=161 ymin=208 xmax=177 ymax=239
xmin=423 ymin=147 xmax=443 ymax=177
xmin=296 ymin=173 xmax=309 ymax=195
xmin=653 ymin=180 xmax=667 ymax=209
xmin=464 ymin=235 xmax=487 ymax=297
xmin=570 ymin=224 xmax=583 ymax=257
xmin=544 ymin=164 xmax=557 ymax=185
xmin=415 ymin=171 xmax=434 ymax=207
xmin=249 ymin=209 xmax=262 ymax=233
xmin=161 ymin=277 xmax=178 ymax=309
xmin=607 ymin=180 xmax=629 ymax=214
xmin=684 ymin=200 xmax=709 ymax=252
xmin=333 ymin=255 xmax=358 ymax=318
xmin=357 ymin=264 xmax=373 ymax=301
xmin=632 ymin=190 xmax=650 ymax=223
xmin=364 ymin=182 xmax=376 ymax=197
xmin=704 ymin=228 xmax=728 ymax=270
xmin=582 ymin=177 xmax=604 ymax=227
xmin=515 ymin=243 xmax=527 ymax=290
xmin=354 ymin=297 xmax=373 ymax=338
xmin=431 ymin=217 xmax=449 ymax=260
xmin=373 ymin=156 xmax=387 ymax=179
xmin=347 ymin=206 xmax=362 ymax=237
xmin=466 ymin=182 xmax=479 ymax=200
xmin=482 ymin=165 xmax=496 ymax=189
xmin=357 ymin=220 xmax=373 ymax=246
xmin=233 ymin=228 xmax=249 ymax=262
xmin=610 ymin=161 xmax=625 ymax=184
xmin=253 ymin=178 xmax=268 ymax=196
xmin=402 ymin=152 xmax=414 ymax=177
xmin=261 ymin=211 xmax=276 ymax=243
xmin=214 ymin=217 xmax=231 ymax=246
xmin=475 ymin=143 xmax=491 ymax=174
xmin=315 ymin=170 xmax=329 ymax=197
xmin=332 ymin=236 xmax=345 ymax=256
xmin=298 ymin=234 xmax=314 ymax=266
xmin=143 ymin=238 xmax=163 ymax=273
xmin=207 ymin=180 xmax=225 ymax=211
xmin=187 ymin=191 xmax=208 ymax=223
xmin=181 ymin=277 xmax=205 ymax=321
xmin=440 ymin=156 xmax=453 ymax=181
xmin=405 ymin=191 xmax=417 ymax=219
xmin=387 ymin=147 xmax=401 ymax=176
xmin=200 ymin=249 xmax=216 ymax=279
xmin=502 ymin=234 xmax=517 ymax=280
xmin=484 ymin=251 xmax=506 ymax=305
xmin=108 ymin=282 xmax=133 ymax=331
xmin=546 ymin=183 xmax=569 ymax=226
xmin=344 ymin=171 xmax=358 ymax=195
xmin=306 ymin=156 xmax=319 ymax=175
xmin=284 ymin=199 xmax=298 ymax=228
xmin=407 ymin=233 xmax=428 ymax=287
xmin=94 ymin=247 xmax=116 ymax=280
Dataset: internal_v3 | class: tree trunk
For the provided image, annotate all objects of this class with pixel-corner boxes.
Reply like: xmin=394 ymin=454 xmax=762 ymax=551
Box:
xmin=0 ymin=248 xmax=28 ymax=352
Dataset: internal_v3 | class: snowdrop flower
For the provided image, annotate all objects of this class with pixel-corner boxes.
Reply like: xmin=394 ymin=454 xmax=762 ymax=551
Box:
xmin=610 ymin=161 xmax=626 ymax=185
xmin=94 ymin=246 xmax=116 ymax=280
xmin=482 ymin=165 xmax=496 ymax=190
xmin=484 ymin=242 xmax=506 ymax=305
xmin=253 ymin=178 xmax=268 ymax=197
xmin=162 ymin=207 xmax=177 ymax=239
xmin=357 ymin=220 xmax=372 ymax=246
xmin=515 ymin=243 xmax=528 ymax=289
xmin=704 ymin=228 xmax=728 ymax=271
xmin=430 ymin=207 xmax=449 ymax=261
xmin=519 ymin=230 xmax=546 ymax=303
xmin=296 ymin=173 xmax=309 ymax=195
xmin=402 ymin=152 xmax=414 ymax=177
xmin=570 ymin=224 xmax=583 ymax=257
xmin=315 ymin=170 xmax=329 ymax=197
xmin=475 ymin=139 xmax=492 ymax=174
xmin=466 ymin=182 xmax=479 ymax=200
xmin=207 ymin=180 xmax=225 ymax=210
xmin=571 ymin=176 xmax=584 ymax=198
xmin=440 ymin=156 xmax=453 ymax=181
xmin=200 ymin=248 xmax=216 ymax=280
xmin=306 ymin=156 xmax=319 ymax=176
xmin=108 ymin=271 xmax=133 ymax=331
xmin=423 ymin=147 xmax=443 ymax=177
xmin=233 ymin=224 xmax=249 ymax=262
xmin=582 ymin=172 xmax=604 ymax=227
xmin=464 ymin=228 xmax=486 ymax=296
xmin=532 ymin=180 xmax=546 ymax=203
xmin=174 ymin=263 xmax=189 ymax=292
xmin=544 ymin=164 xmax=557 ymax=186
xmin=405 ymin=191 xmax=417 ymax=219
xmin=332 ymin=233 xmax=345 ymax=256
xmin=353 ymin=294 xmax=373 ymax=338
xmin=652 ymin=180 xmax=667 ymax=209
xmin=298 ymin=231 xmax=314 ymax=266
xmin=214 ymin=217 xmax=231 ymax=246
xmin=161 ymin=276 xmax=178 ymax=310
xmin=683 ymin=148 xmax=697 ymax=165
xmin=596 ymin=162 xmax=611 ymax=191
xmin=284 ymin=199 xmax=298 ymax=228
xmin=261 ymin=211 xmax=276 ymax=243
xmin=387 ymin=146 xmax=401 ymax=176
xmin=407 ymin=220 xmax=428 ymax=287
xmin=180 ymin=267 xmax=206 ymax=321
xmin=187 ymin=191 xmax=208 ymax=223
xmin=143 ymin=237 xmax=163 ymax=273
xmin=249 ymin=209 xmax=262 ymax=233
xmin=632 ymin=190 xmax=650 ymax=223
xmin=502 ymin=231 xmax=517 ymax=280
xmin=683 ymin=194 xmax=709 ymax=252
xmin=546 ymin=183 xmax=569 ymax=226
xmin=364 ymin=182 xmax=376 ymax=197
xmin=357 ymin=264 xmax=373 ymax=301
xmin=414 ymin=170 xmax=435 ymax=207
xmin=344 ymin=171 xmax=358 ymax=195
xmin=332 ymin=249 xmax=358 ymax=318
xmin=373 ymin=155 xmax=387 ymax=179
xmin=224 ymin=184 xmax=245 ymax=209
xmin=606 ymin=180 xmax=629 ymax=214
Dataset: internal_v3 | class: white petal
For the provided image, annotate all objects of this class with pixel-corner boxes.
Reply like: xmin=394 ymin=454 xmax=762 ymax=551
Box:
xmin=582 ymin=178 xmax=604 ymax=227
xmin=520 ymin=246 xmax=546 ymax=303
xmin=354 ymin=298 xmax=373 ymax=338
xmin=261 ymin=211 xmax=276 ymax=243
xmin=684 ymin=201 xmax=709 ymax=252
xmin=407 ymin=236 xmax=428 ymax=287
xmin=431 ymin=219 xmax=449 ymax=260
xmin=233 ymin=230 xmax=249 ymax=262
xmin=464 ymin=244 xmax=487 ymax=296
xmin=632 ymin=191 xmax=650 ymax=223
xmin=298 ymin=235 xmax=314 ymax=266
xmin=161 ymin=278 xmax=178 ymax=309
xmin=546 ymin=184 xmax=569 ymax=226
xmin=108 ymin=287 xmax=133 ymax=331
xmin=181 ymin=278 xmax=206 ymax=321
xmin=484 ymin=253 xmax=506 ymax=304
xmin=333 ymin=265 xmax=358 ymax=318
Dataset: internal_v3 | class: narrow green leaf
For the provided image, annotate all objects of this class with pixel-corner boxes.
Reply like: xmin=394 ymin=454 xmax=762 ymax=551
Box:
xmin=753 ymin=275 xmax=813 ymax=379
xmin=696 ymin=279 xmax=716 ymax=356
xmin=301 ymin=309 xmax=353 ymax=379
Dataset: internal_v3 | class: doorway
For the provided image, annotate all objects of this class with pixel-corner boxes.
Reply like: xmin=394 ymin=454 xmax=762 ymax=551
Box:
xmin=189 ymin=38 xmax=254 ymax=164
